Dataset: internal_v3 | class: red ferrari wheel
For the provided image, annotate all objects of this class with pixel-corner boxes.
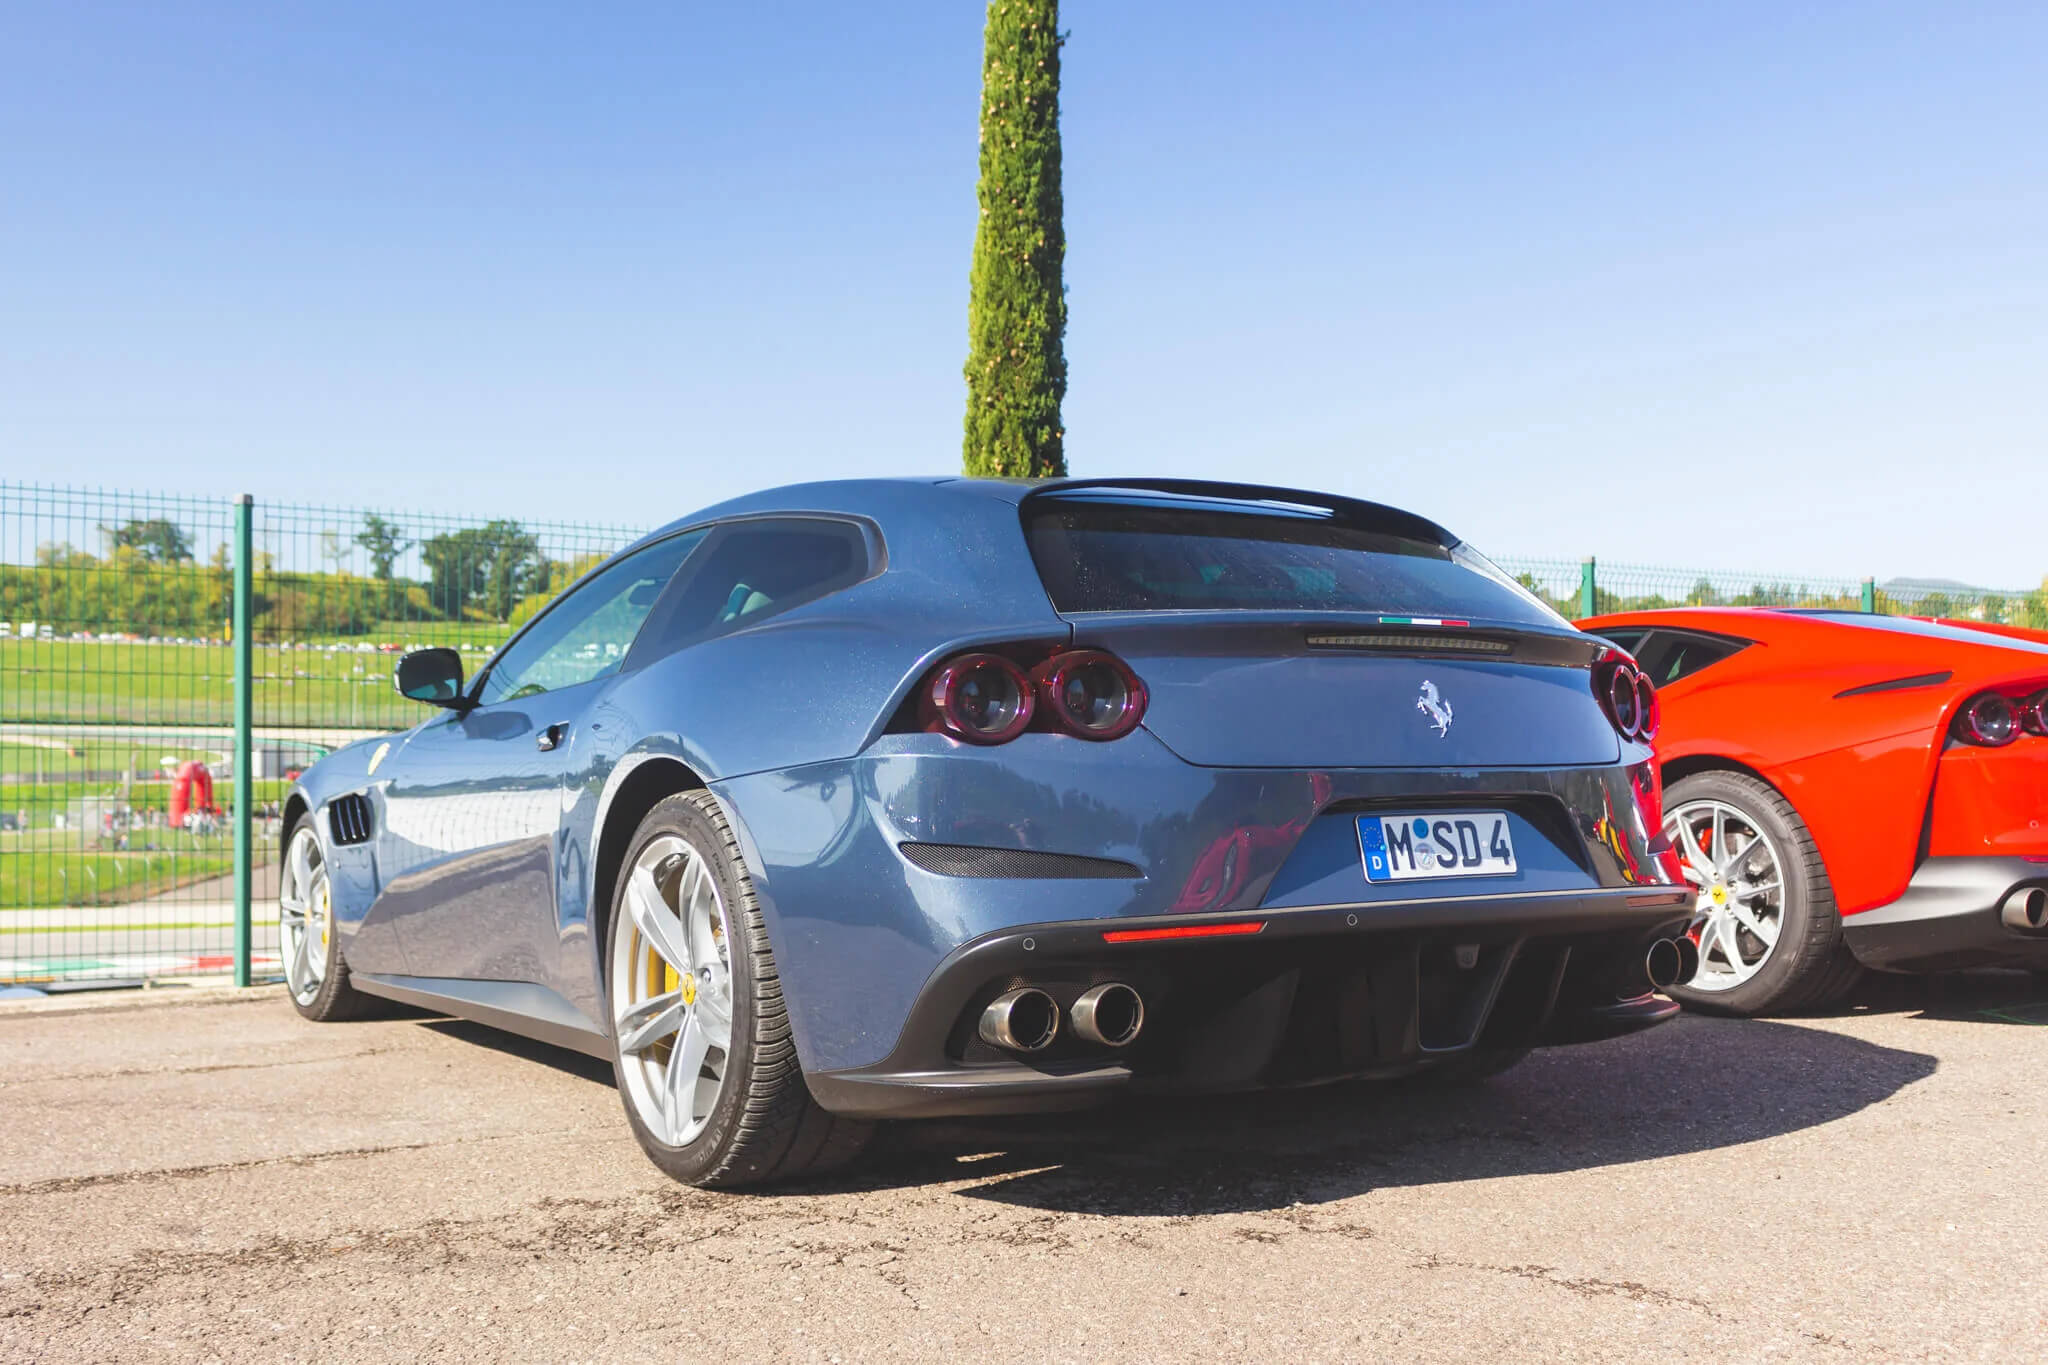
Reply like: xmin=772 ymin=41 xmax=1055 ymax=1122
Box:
xmin=1662 ymin=771 xmax=1862 ymax=1015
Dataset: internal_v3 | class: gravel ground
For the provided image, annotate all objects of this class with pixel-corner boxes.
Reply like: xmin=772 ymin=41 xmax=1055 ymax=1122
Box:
xmin=1 ymin=973 xmax=2043 ymax=1362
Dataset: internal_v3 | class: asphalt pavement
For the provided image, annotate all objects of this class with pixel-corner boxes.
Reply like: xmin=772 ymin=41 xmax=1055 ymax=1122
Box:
xmin=2 ymin=974 xmax=2043 ymax=1361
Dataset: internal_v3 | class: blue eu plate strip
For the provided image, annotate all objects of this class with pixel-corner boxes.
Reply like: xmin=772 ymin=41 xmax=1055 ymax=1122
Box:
xmin=1358 ymin=817 xmax=1391 ymax=882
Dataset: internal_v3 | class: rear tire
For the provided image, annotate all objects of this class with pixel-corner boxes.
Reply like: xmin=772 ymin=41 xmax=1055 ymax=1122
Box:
xmin=605 ymin=790 xmax=871 ymax=1188
xmin=1663 ymin=771 xmax=1862 ymax=1016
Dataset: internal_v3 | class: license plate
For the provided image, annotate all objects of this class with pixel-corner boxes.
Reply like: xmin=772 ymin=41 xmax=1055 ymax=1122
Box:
xmin=1358 ymin=812 xmax=1517 ymax=882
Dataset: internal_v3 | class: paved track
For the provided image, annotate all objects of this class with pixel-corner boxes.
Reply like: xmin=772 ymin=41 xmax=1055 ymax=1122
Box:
xmin=2 ymin=975 xmax=2044 ymax=1362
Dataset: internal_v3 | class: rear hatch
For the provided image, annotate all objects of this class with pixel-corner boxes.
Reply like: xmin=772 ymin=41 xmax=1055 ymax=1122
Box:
xmin=1023 ymin=484 xmax=1619 ymax=769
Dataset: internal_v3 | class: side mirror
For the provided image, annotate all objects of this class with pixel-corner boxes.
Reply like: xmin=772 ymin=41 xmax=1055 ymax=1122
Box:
xmin=394 ymin=648 xmax=468 ymax=708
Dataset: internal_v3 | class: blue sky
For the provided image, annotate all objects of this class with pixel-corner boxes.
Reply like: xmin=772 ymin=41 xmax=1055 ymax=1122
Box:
xmin=4 ymin=2 xmax=2044 ymax=585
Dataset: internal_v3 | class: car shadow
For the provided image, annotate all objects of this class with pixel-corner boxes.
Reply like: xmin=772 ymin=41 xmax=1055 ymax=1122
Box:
xmin=415 ymin=1014 xmax=619 ymax=1086
xmin=388 ymin=1000 xmax=1941 ymax=1216
xmin=791 ymin=1015 xmax=1934 ymax=1214
xmin=1834 ymin=968 xmax=2048 ymax=1026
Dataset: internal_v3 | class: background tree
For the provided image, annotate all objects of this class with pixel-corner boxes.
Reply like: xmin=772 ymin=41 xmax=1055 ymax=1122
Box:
xmin=962 ymin=0 xmax=1067 ymax=478
xmin=419 ymin=520 xmax=544 ymax=621
xmin=107 ymin=518 xmax=193 ymax=563
xmin=354 ymin=514 xmax=412 ymax=580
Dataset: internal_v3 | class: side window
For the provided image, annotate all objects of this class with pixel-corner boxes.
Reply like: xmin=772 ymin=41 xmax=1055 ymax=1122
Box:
xmin=1597 ymin=628 xmax=1649 ymax=656
xmin=476 ymin=530 xmax=705 ymax=707
xmin=631 ymin=518 xmax=871 ymax=659
xmin=1634 ymin=630 xmax=1748 ymax=686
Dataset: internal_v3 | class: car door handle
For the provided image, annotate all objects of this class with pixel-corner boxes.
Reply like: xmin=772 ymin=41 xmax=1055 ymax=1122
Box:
xmin=536 ymin=723 xmax=569 ymax=752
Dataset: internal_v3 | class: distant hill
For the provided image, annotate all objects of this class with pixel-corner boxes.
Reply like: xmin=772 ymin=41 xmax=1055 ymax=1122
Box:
xmin=1881 ymin=577 xmax=2022 ymax=609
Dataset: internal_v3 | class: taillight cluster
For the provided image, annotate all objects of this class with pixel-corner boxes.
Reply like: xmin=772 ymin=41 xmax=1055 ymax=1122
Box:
xmin=1594 ymin=652 xmax=1660 ymax=744
xmin=1952 ymin=689 xmax=2048 ymax=747
xmin=919 ymin=648 xmax=1148 ymax=745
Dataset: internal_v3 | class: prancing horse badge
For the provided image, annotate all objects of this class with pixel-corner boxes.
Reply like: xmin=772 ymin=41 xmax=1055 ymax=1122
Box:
xmin=1416 ymin=680 xmax=1453 ymax=738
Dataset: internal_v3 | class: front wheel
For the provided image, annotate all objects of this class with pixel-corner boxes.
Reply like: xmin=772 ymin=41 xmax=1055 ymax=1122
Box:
xmin=1662 ymin=771 xmax=1862 ymax=1016
xmin=280 ymin=817 xmax=374 ymax=1021
xmin=605 ymin=791 xmax=870 ymax=1187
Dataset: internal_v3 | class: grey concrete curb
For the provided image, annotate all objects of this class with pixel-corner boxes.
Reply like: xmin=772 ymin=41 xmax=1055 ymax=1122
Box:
xmin=0 ymin=979 xmax=285 ymax=1019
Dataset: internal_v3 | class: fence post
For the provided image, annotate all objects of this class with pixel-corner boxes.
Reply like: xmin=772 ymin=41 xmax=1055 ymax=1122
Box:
xmin=1860 ymin=577 xmax=1876 ymax=613
xmin=233 ymin=494 xmax=254 ymax=987
xmin=1579 ymin=558 xmax=1597 ymax=620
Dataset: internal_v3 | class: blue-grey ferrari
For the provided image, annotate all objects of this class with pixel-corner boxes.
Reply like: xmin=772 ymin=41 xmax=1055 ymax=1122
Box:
xmin=280 ymin=477 xmax=1697 ymax=1187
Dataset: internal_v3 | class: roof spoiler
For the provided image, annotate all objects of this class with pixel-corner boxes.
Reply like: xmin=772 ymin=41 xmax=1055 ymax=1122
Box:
xmin=1020 ymin=477 xmax=1456 ymax=550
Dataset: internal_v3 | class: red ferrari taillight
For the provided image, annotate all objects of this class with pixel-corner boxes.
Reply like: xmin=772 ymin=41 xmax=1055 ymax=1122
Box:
xmin=921 ymin=652 xmax=1035 ymax=745
xmin=2022 ymin=690 xmax=2048 ymax=738
xmin=1033 ymin=649 xmax=1148 ymax=741
xmin=1953 ymin=692 xmax=2020 ymax=747
xmin=917 ymin=647 xmax=1149 ymax=745
xmin=1593 ymin=650 xmax=1659 ymax=744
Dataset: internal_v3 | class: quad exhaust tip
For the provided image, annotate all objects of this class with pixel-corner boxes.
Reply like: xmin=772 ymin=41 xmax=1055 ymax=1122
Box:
xmin=2002 ymin=886 xmax=2048 ymax=934
xmin=1644 ymin=936 xmax=1698 ymax=991
xmin=979 ymin=988 xmax=1060 ymax=1053
xmin=1069 ymin=982 xmax=1145 ymax=1048
xmin=1672 ymin=934 xmax=1700 ymax=986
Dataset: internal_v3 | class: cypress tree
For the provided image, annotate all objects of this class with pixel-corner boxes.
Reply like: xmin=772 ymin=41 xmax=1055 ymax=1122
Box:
xmin=963 ymin=0 xmax=1067 ymax=478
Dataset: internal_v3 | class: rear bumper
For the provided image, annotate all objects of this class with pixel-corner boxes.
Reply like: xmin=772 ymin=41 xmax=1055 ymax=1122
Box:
xmin=719 ymin=735 xmax=1679 ymax=1077
xmin=1844 ymin=857 xmax=2048 ymax=972
xmin=803 ymin=887 xmax=1692 ymax=1120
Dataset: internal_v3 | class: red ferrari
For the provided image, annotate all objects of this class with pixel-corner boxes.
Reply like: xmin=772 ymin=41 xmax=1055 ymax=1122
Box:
xmin=1578 ymin=608 xmax=2048 ymax=1014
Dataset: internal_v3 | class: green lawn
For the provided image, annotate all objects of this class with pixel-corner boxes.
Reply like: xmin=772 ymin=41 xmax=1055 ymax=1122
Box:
xmin=2 ymin=629 xmax=506 ymax=728
xmin=1 ymin=736 xmax=226 ymax=780
xmin=0 ymin=839 xmax=234 ymax=909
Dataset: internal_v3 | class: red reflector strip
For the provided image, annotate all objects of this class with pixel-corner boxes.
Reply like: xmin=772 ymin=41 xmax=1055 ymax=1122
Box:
xmin=1377 ymin=615 xmax=1470 ymax=627
xmin=1102 ymin=920 xmax=1267 ymax=943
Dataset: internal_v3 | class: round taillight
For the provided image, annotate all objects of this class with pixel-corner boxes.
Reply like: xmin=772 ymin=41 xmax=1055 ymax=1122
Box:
xmin=1954 ymin=692 xmax=2020 ymax=747
xmin=1040 ymin=650 xmax=1147 ymax=741
xmin=1634 ymin=672 xmax=1660 ymax=743
xmin=1593 ymin=652 xmax=1656 ymax=743
xmin=2023 ymin=690 xmax=2048 ymax=738
xmin=926 ymin=653 xmax=1034 ymax=744
xmin=1607 ymin=667 xmax=1641 ymax=736
xmin=1630 ymin=675 xmax=1662 ymax=740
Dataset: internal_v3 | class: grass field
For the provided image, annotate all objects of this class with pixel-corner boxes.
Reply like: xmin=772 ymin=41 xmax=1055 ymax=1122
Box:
xmin=0 ymin=834 xmax=234 ymax=909
xmin=1 ymin=627 xmax=508 ymax=728
xmin=0 ymin=733 xmax=292 ymax=908
xmin=1 ymin=736 xmax=227 ymax=780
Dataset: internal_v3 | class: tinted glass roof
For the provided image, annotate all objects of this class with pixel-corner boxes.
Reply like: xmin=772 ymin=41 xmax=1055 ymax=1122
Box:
xmin=1789 ymin=610 xmax=2048 ymax=654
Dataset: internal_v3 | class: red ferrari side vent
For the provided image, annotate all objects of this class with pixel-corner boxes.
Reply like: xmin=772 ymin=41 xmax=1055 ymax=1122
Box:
xmin=1102 ymin=920 xmax=1266 ymax=944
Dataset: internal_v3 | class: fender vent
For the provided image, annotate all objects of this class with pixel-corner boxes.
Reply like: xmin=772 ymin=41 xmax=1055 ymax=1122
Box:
xmin=327 ymin=793 xmax=373 ymax=846
xmin=899 ymin=842 xmax=1141 ymax=880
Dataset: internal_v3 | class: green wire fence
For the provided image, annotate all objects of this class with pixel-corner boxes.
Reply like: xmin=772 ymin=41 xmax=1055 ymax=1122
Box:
xmin=2 ymin=481 xmax=2042 ymax=986
xmin=0 ymin=484 xmax=640 ymax=987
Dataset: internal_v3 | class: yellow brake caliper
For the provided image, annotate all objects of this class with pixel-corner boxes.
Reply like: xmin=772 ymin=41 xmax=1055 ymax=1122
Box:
xmin=645 ymin=939 xmax=689 ymax=1058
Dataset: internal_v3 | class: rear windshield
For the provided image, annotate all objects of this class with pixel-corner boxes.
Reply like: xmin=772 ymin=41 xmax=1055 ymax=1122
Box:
xmin=1023 ymin=499 xmax=1567 ymax=626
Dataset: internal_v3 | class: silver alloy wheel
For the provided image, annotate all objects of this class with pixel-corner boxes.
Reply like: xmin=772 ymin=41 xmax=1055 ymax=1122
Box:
xmin=1664 ymin=798 xmax=1786 ymax=991
xmin=279 ymin=823 xmax=331 ymax=1006
xmin=611 ymin=834 xmax=735 ymax=1148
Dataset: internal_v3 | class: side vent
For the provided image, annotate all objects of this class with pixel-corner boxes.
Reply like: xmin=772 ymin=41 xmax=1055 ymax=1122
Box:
xmin=327 ymin=793 xmax=373 ymax=847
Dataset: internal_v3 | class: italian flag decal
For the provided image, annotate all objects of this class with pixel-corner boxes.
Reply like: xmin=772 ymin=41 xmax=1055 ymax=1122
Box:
xmin=1377 ymin=616 xmax=1470 ymax=627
